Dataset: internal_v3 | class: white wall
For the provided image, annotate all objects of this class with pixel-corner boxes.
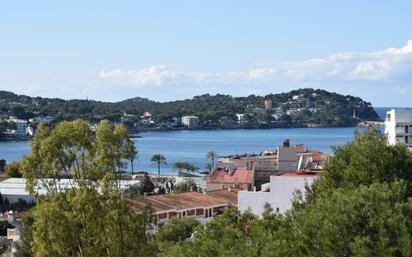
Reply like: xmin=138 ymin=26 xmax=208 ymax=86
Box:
xmin=385 ymin=109 xmax=412 ymax=146
xmin=238 ymin=175 xmax=315 ymax=216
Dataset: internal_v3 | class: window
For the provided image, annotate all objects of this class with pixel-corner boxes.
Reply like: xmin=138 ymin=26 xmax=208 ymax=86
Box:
xmin=406 ymin=126 xmax=409 ymax=133
xmin=158 ymin=213 xmax=167 ymax=220
xmin=406 ymin=136 xmax=409 ymax=144
xmin=196 ymin=208 xmax=204 ymax=216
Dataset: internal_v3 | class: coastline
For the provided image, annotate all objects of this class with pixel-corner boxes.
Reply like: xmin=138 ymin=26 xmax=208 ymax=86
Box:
xmin=128 ymin=121 xmax=383 ymax=135
xmin=0 ymin=136 xmax=32 ymax=142
xmin=1 ymin=123 xmax=383 ymax=142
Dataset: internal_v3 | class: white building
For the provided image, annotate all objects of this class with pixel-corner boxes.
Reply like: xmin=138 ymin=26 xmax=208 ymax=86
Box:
xmin=8 ymin=118 xmax=27 ymax=136
xmin=181 ymin=116 xmax=199 ymax=128
xmin=0 ymin=178 xmax=140 ymax=204
xmin=29 ymin=115 xmax=54 ymax=124
xmin=385 ymin=109 xmax=412 ymax=148
xmin=236 ymin=114 xmax=246 ymax=125
xmin=238 ymin=173 xmax=316 ymax=216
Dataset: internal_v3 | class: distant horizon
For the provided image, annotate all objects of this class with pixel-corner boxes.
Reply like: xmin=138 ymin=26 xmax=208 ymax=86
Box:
xmin=1 ymin=1 xmax=412 ymax=106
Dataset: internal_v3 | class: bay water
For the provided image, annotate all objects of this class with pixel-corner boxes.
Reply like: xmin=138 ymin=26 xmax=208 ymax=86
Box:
xmin=0 ymin=108 xmax=390 ymax=174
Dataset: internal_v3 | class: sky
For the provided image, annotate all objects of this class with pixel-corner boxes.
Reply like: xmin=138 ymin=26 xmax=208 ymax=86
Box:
xmin=0 ymin=1 xmax=411 ymax=106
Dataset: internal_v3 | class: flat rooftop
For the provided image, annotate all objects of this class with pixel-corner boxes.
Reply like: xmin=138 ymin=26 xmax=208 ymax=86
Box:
xmin=274 ymin=172 xmax=317 ymax=177
xmin=0 ymin=178 xmax=139 ymax=196
xmin=206 ymin=189 xmax=239 ymax=206
xmin=128 ymin=191 xmax=229 ymax=213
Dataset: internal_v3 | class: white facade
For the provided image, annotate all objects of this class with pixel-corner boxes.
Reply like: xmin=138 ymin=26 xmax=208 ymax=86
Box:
xmin=385 ymin=109 xmax=412 ymax=148
xmin=29 ymin=115 xmax=53 ymax=124
xmin=181 ymin=116 xmax=199 ymax=128
xmin=8 ymin=118 xmax=27 ymax=136
xmin=0 ymin=178 xmax=140 ymax=204
xmin=236 ymin=114 xmax=246 ymax=125
xmin=238 ymin=174 xmax=316 ymax=216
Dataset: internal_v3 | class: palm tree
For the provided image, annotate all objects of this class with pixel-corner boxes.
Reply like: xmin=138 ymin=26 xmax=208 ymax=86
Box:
xmin=173 ymin=162 xmax=186 ymax=173
xmin=206 ymin=151 xmax=218 ymax=173
xmin=151 ymin=154 xmax=166 ymax=183
xmin=184 ymin=162 xmax=197 ymax=173
xmin=126 ymin=142 xmax=137 ymax=173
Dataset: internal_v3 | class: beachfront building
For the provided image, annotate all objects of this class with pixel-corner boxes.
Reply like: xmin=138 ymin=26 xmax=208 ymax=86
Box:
xmin=385 ymin=109 xmax=412 ymax=148
xmin=181 ymin=116 xmax=199 ymax=128
xmin=238 ymin=172 xmax=316 ymax=216
xmin=8 ymin=117 xmax=27 ymax=136
xmin=128 ymin=192 xmax=230 ymax=224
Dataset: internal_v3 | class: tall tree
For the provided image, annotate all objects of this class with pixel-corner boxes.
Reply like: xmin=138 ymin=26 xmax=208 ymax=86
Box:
xmin=14 ymin=212 xmax=35 ymax=257
xmin=19 ymin=119 xmax=153 ymax=257
xmin=206 ymin=151 xmax=218 ymax=173
xmin=140 ymin=173 xmax=155 ymax=194
xmin=5 ymin=160 xmax=22 ymax=178
xmin=173 ymin=162 xmax=186 ymax=173
xmin=126 ymin=140 xmax=137 ymax=172
xmin=151 ymin=154 xmax=166 ymax=183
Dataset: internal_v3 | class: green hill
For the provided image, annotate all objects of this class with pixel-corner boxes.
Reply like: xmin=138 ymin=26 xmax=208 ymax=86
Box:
xmin=0 ymin=88 xmax=380 ymax=128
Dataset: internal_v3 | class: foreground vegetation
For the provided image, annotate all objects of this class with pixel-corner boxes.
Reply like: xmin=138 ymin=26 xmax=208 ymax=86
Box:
xmin=15 ymin=122 xmax=412 ymax=257
xmin=155 ymin=128 xmax=412 ymax=257
xmin=16 ymin=120 xmax=156 ymax=257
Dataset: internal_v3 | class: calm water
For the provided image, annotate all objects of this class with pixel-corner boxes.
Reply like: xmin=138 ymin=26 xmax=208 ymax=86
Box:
xmin=0 ymin=127 xmax=360 ymax=174
xmin=0 ymin=107 xmax=391 ymax=175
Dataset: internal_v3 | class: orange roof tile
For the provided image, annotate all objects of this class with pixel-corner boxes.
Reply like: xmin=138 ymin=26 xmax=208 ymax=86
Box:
xmin=207 ymin=169 xmax=253 ymax=184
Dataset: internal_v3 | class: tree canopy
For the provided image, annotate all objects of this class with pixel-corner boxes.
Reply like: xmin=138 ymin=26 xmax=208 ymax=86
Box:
xmin=18 ymin=119 xmax=156 ymax=257
xmin=16 ymin=125 xmax=412 ymax=257
xmin=0 ymin=88 xmax=380 ymax=128
xmin=5 ymin=160 xmax=22 ymax=178
xmin=157 ymin=128 xmax=412 ymax=257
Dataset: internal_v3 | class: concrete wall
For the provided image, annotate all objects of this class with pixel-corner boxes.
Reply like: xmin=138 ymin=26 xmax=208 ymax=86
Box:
xmin=207 ymin=183 xmax=249 ymax=191
xmin=385 ymin=109 xmax=412 ymax=146
xmin=277 ymin=146 xmax=298 ymax=171
xmin=238 ymin=175 xmax=315 ymax=216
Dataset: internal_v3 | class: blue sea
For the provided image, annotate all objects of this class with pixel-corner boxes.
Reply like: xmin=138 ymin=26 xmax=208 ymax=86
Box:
xmin=0 ymin=107 xmax=391 ymax=174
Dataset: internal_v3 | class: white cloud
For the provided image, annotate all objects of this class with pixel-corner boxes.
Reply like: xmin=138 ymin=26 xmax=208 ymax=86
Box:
xmin=99 ymin=39 xmax=412 ymax=89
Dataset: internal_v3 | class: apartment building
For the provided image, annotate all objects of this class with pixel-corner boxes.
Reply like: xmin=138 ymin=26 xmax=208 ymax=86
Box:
xmin=385 ymin=109 xmax=412 ymax=148
xmin=181 ymin=116 xmax=199 ymax=128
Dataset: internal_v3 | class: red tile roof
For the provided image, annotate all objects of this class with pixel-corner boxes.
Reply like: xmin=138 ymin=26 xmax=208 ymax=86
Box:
xmin=207 ymin=169 xmax=254 ymax=184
